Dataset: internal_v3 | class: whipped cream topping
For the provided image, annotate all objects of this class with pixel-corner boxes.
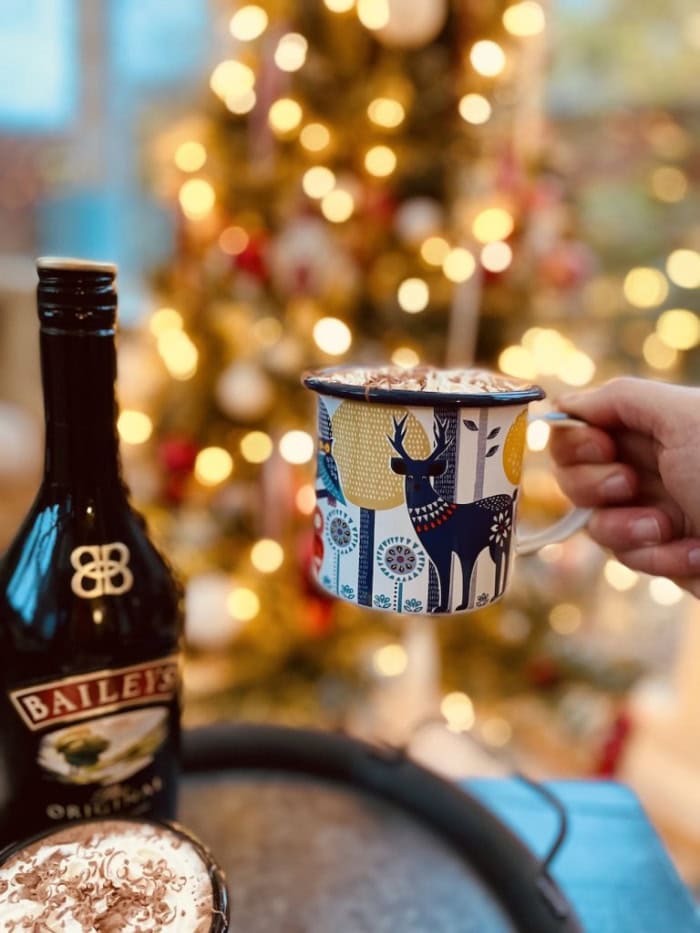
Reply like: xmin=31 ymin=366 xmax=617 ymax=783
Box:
xmin=315 ymin=366 xmax=533 ymax=394
xmin=0 ymin=819 xmax=215 ymax=932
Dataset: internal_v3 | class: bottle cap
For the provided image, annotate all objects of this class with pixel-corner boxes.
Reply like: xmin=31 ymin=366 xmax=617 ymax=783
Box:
xmin=36 ymin=257 xmax=118 ymax=333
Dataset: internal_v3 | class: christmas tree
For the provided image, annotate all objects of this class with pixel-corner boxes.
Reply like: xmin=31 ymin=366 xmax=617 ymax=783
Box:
xmin=117 ymin=0 xmax=699 ymax=773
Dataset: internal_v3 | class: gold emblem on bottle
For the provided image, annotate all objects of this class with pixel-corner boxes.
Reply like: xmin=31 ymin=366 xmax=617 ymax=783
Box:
xmin=70 ymin=542 xmax=133 ymax=597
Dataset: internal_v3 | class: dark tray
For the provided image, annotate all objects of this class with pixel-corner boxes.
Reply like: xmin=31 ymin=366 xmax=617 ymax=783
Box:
xmin=181 ymin=724 xmax=582 ymax=933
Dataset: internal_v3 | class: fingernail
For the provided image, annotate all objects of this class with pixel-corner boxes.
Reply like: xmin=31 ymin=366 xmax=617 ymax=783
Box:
xmin=575 ymin=442 xmax=604 ymax=463
xmin=689 ymin=548 xmax=700 ymax=569
xmin=630 ymin=517 xmax=661 ymax=545
xmin=601 ymin=473 xmax=632 ymax=499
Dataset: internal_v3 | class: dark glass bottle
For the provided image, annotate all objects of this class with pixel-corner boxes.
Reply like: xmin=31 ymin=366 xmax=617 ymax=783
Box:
xmin=0 ymin=258 xmax=182 ymax=847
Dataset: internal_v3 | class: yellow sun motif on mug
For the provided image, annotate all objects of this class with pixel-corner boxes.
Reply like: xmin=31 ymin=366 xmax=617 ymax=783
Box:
xmin=503 ymin=410 xmax=527 ymax=484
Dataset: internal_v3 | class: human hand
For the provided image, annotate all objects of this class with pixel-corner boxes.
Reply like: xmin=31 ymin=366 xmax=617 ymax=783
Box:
xmin=550 ymin=377 xmax=700 ymax=598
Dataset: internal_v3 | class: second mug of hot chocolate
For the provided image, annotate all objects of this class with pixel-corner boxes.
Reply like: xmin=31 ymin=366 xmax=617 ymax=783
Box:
xmin=303 ymin=365 xmax=590 ymax=614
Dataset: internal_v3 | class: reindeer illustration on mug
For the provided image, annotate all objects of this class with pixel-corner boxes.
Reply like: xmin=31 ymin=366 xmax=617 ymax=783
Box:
xmin=388 ymin=414 xmax=517 ymax=612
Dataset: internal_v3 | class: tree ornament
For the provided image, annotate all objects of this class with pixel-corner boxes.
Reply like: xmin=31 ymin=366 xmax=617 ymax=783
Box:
xmin=158 ymin=436 xmax=198 ymax=475
xmin=394 ymin=197 xmax=443 ymax=246
xmin=269 ymin=217 xmax=358 ymax=298
xmin=215 ymin=360 xmax=274 ymax=421
xmin=185 ymin=572 xmax=246 ymax=651
xmin=234 ymin=232 xmax=268 ymax=282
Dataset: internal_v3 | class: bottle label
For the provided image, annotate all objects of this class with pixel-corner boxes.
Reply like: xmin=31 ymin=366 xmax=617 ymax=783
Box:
xmin=9 ymin=655 xmax=179 ymax=731
xmin=3 ymin=655 xmax=180 ymax=831
xmin=70 ymin=542 xmax=133 ymax=597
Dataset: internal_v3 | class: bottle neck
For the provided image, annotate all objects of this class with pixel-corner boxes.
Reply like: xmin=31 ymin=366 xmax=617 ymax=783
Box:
xmin=40 ymin=328 xmax=124 ymax=494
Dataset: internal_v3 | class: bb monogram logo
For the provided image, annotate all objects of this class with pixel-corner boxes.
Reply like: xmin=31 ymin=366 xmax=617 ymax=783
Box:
xmin=70 ymin=543 xmax=133 ymax=598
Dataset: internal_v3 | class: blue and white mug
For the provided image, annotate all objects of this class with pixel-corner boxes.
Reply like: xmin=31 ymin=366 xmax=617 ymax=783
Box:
xmin=303 ymin=366 xmax=590 ymax=615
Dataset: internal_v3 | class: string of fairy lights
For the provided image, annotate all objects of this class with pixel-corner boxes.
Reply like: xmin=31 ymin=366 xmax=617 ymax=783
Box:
xmin=115 ymin=1 xmax=698 ymax=724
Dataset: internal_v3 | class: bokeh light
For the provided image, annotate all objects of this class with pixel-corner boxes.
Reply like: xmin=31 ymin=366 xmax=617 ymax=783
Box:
xmin=195 ymin=447 xmax=234 ymax=486
xmin=300 ymin=122 xmax=331 ymax=151
xmin=229 ymin=5 xmax=268 ymax=40
xmin=458 ymin=93 xmax=491 ymax=125
xmin=357 ymin=0 xmax=389 ymax=30
xmin=302 ymin=165 xmax=336 ymax=198
xmin=218 ymin=226 xmax=250 ymax=255
xmin=157 ymin=330 xmax=199 ymax=380
xmin=240 ymin=431 xmax=273 ymax=463
xmin=656 ymin=309 xmax=700 ymax=350
xmin=268 ymin=98 xmax=303 ymax=134
xmin=367 ymin=98 xmax=405 ymax=128
xmin=149 ymin=307 xmax=183 ymax=336
xmin=498 ymin=345 xmax=537 ymax=380
xmin=623 ymin=267 xmax=668 ymax=308
xmin=274 ymin=33 xmax=308 ymax=71
xmin=649 ymin=577 xmax=684 ymax=606
xmin=442 ymin=247 xmax=476 ymax=282
xmin=295 ymin=483 xmax=317 ymax=514
xmin=373 ymin=644 xmax=408 ymax=677
xmin=279 ymin=430 xmax=315 ymax=464
xmin=421 ymin=236 xmax=450 ymax=266
xmin=503 ymin=1 xmax=546 ymax=36
xmin=666 ymin=249 xmax=700 ymax=288
xmin=643 ymin=333 xmax=678 ymax=370
xmin=364 ymin=145 xmax=397 ymax=177
xmin=472 ymin=207 xmax=514 ymax=243
xmin=227 ymin=587 xmax=260 ymax=621
xmin=324 ymin=0 xmax=355 ymax=10
xmin=210 ymin=60 xmax=255 ymax=98
xmin=558 ymin=349 xmax=596 ymax=386
xmin=313 ymin=317 xmax=353 ymax=354
xmin=440 ymin=692 xmax=475 ymax=731
xmin=250 ymin=539 xmax=285 ymax=573
xmin=397 ymin=278 xmax=429 ymax=313
xmin=174 ymin=141 xmax=206 ymax=172
xmin=321 ymin=188 xmax=354 ymax=222
xmin=117 ymin=410 xmax=153 ymax=445
xmin=226 ymin=89 xmax=257 ymax=115
xmin=392 ymin=346 xmax=420 ymax=368
xmin=480 ymin=241 xmax=513 ymax=272
xmin=178 ymin=179 xmax=215 ymax=220
xmin=469 ymin=40 xmax=506 ymax=77
xmin=604 ymin=559 xmax=638 ymax=591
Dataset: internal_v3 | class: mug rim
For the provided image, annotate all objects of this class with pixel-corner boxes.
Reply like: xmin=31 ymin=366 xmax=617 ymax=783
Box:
xmin=0 ymin=816 xmax=230 ymax=932
xmin=302 ymin=366 xmax=545 ymax=408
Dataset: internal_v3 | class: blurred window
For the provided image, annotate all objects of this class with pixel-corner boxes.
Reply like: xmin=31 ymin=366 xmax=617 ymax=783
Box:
xmin=110 ymin=0 xmax=209 ymax=87
xmin=0 ymin=0 xmax=78 ymax=131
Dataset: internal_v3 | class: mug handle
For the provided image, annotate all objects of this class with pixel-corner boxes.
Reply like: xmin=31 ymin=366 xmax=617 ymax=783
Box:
xmin=515 ymin=411 xmax=593 ymax=556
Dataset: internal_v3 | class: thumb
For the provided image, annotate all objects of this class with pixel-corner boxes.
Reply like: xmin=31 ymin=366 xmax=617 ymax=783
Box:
xmin=556 ymin=377 xmax=690 ymax=443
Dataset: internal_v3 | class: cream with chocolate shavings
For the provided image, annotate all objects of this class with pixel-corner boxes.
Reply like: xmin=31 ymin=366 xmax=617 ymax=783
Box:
xmin=0 ymin=819 xmax=214 ymax=932
xmin=317 ymin=366 xmax=533 ymax=395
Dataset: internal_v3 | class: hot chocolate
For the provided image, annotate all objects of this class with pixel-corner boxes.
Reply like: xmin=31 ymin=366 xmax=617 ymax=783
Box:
xmin=314 ymin=365 xmax=533 ymax=395
xmin=0 ymin=818 xmax=228 ymax=932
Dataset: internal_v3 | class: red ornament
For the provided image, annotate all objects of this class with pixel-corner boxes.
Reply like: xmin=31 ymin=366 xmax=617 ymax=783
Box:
xmin=235 ymin=232 xmax=268 ymax=281
xmin=538 ymin=241 xmax=595 ymax=290
xmin=365 ymin=186 xmax=397 ymax=225
xmin=594 ymin=710 xmax=633 ymax=778
xmin=312 ymin=506 xmax=324 ymax=576
xmin=526 ymin=656 xmax=562 ymax=690
xmin=163 ymin=472 xmax=188 ymax=506
xmin=158 ymin=436 xmax=198 ymax=475
xmin=297 ymin=530 xmax=335 ymax=637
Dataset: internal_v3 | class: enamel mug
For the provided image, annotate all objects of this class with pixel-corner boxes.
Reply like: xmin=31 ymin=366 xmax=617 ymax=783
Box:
xmin=303 ymin=367 xmax=590 ymax=615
